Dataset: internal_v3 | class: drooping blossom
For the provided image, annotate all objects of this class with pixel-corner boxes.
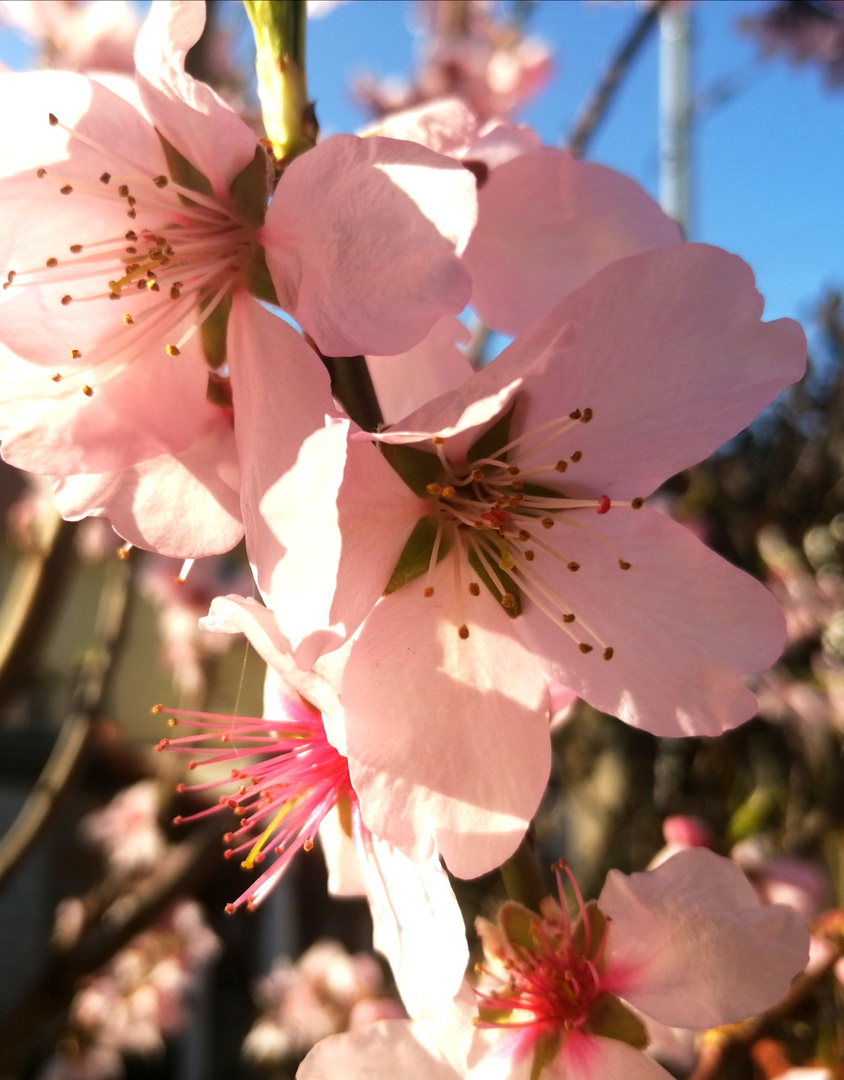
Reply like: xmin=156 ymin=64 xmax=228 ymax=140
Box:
xmin=161 ymin=587 xmax=543 ymax=913
xmin=297 ymin=849 xmax=809 ymax=1080
xmin=154 ymin=692 xmax=353 ymax=913
xmin=158 ymin=593 xmax=477 ymax=1030
xmin=0 ymin=0 xmax=476 ymax=556
xmin=250 ymin=244 xmax=806 ymax=874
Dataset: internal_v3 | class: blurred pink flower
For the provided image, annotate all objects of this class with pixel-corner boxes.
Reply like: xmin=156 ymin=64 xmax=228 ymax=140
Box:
xmin=0 ymin=0 xmax=139 ymax=74
xmin=43 ymin=900 xmax=218 ymax=1080
xmin=355 ymin=0 xmax=552 ymax=123
xmin=741 ymin=0 xmax=844 ymax=89
xmin=79 ymin=780 xmax=166 ymax=877
xmin=244 ymin=940 xmax=403 ymax=1066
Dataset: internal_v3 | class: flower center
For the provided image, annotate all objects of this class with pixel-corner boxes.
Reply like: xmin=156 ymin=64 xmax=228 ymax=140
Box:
xmin=474 ymin=862 xmax=606 ymax=1036
xmin=2 ymin=112 xmax=256 ymax=396
xmin=413 ymin=407 xmax=644 ymax=656
xmin=154 ymin=700 xmax=353 ymax=913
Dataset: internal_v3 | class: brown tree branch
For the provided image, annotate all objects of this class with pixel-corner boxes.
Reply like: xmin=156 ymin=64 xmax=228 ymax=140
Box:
xmin=566 ymin=0 xmax=669 ymax=160
xmin=0 ymin=555 xmax=132 ymax=889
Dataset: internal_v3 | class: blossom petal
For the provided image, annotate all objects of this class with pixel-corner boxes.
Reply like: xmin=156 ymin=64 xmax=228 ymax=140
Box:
xmin=0 ymin=336 xmax=212 ymax=476
xmin=369 ymin=319 xmax=570 ymax=462
xmin=343 ymin=555 xmax=551 ymax=878
xmin=262 ymin=134 xmax=476 ymax=356
xmin=367 ymin=315 xmax=474 ymax=427
xmin=357 ymin=829 xmax=469 ymax=1026
xmin=467 ymin=1027 xmax=674 ymax=1080
xmin=554 ymin=1032 xmax=676 ymax=1080
xmin=297 ymin=1020 xmax=461 ymax=1080
xmin=50 ymin=410 xmax=242 ymax=557
xmin=517 ymin=505 xmax=786 ymax=737
xmin=360 ymin=97 xmax=481 ymax=158
xmin=318 ymin=803 xmax=366 ymax=897
xmin=134 ymin=0 xmax=256 ymax=198
xmin=512 ymin=244 xmax=807 ymax=498
xmin=226 ymin=293 xmax=334 ymax=590
xmin=199 ymin=594 xmax=344 ymax=734
xmin=462 ymin=150 xmax=682 ymax=336
xmin=261 ymin=419 xmax=426 ymax=668
xmin=599 ymin=848 xmax=810 ymax=1029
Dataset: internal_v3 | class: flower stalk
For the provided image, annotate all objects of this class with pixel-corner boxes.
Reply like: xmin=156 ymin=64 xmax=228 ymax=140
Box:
xmin=244 ymin=0 xmax=317 ymax=166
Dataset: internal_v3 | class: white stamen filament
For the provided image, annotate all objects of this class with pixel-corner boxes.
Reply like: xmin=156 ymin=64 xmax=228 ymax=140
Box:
xmin=423 ymin=406 xmax=628 ymax=657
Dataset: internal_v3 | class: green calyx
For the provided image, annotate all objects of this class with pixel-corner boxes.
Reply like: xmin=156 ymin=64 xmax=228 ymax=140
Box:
xmin=583 ymin=993 xmax=649 ymax=1050
xmin=379 ymin=442 xmax=445 ymax=496
xmin=498 ymin=900 xmax=538 ymax=950
xmin=383 ymin=516 xmax=451 ymax=595
xmin=157 ymin=132 xmax=214 ymax=200
xmin=229 ymin=144 xmax=272 ymax=227
xmin=199 ymin=292 xmax=232 ymax=370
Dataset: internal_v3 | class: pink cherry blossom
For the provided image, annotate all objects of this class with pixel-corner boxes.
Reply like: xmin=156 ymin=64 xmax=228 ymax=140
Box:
xmin=297 ymin=850 xmax=809 ymax=1080
xmin=191 ymin=591 xmax=548 ymax=887
xmin=0 ymin=1 xmax=476 ymax=556
xmin=155 ymin=693 xmax=353 ymax=913
xmin=365 ymin=98 xmax=683 ymax=335
xmin=155 ymin=618 xmax=471 ymax=1025
xmin=44 ymin=899 xmax=219 ymax=1080
xmin=255 ymin=244 xmax=806 ymax=782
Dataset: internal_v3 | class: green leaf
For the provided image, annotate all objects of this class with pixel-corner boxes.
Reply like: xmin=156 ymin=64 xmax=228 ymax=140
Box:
xmin=229 ymin=144 xmax=271 ymax=226
xmin=499 ymin=901 xmax=537 ymax=950
xmin=156 ymin=132 xmax=214 ymax=200
xmin=379 ymin=442 xmax=444 ymax=496
xmin=584 ymin=994 xmax=649 ymax=1050
xmin=383 ymin=516 xmax=451 ymax=595
xmin=200 ymin=292 xmax=232 ymax=370
xmin=468 ymin=402 xmax=515 ymax=465
xmin=467 ymin=547 xmax=522 ymax=618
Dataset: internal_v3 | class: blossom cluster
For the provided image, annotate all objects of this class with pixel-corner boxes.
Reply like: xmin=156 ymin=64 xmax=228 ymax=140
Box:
xmin=0 ymin=1 xmax=818 ymax=1078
